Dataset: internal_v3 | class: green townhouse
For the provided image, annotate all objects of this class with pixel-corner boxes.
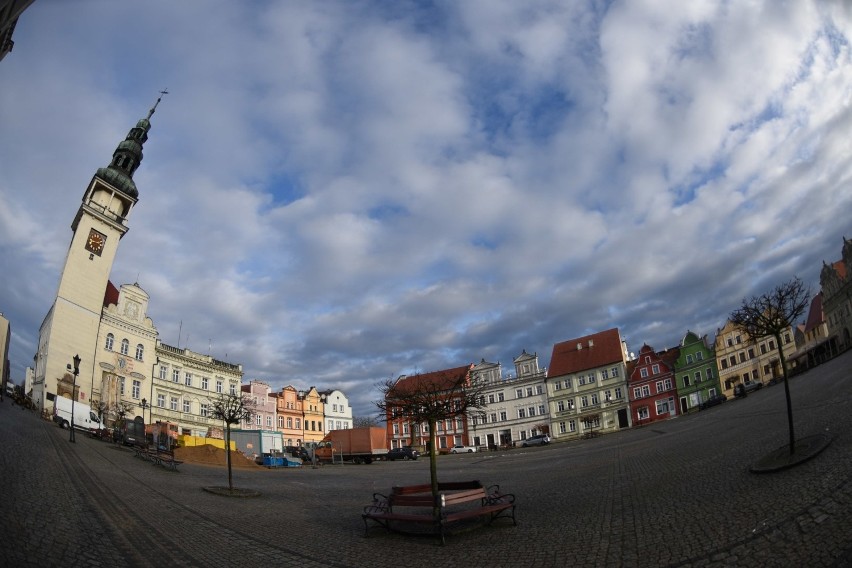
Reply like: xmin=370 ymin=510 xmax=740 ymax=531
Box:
xmin=673 ymin=331 xmax=722 ymax=414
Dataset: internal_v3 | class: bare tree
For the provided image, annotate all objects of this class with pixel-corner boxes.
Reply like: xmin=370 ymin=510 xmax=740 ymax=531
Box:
xmin=376 ymin=366 xmax=486 ymax=512
xmin=729 ymin=277 xmax=810 ymax=454
xmin=352 ymin=415 xmax=379 ymax=428
xmin=210 ymin=392 xmax=257 ymax=491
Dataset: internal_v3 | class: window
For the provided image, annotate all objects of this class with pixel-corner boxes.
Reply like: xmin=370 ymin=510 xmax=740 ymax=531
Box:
xmin=201 ymin=404 xmax=208 ymax=417
xmin=172 ymin=369 xmax=180 ymax=383
xmin=633 ymin=387 xmax=642 ymax=399
xmin=721 ymin=359 xmax=728 ymax=369
xmin=705 ymin=368 xmax=714 ymax=379
xmin=590 ymin=394 xmax=599 ymax=405
xmin=651 ymin=364 xmax=659 ymax=375
xmin=216 ymin=380 xmax=223 ymax=393
xmin=295 ymin=419 xmax=301 ymax=429
xmin=516 ymin=389 xmax=523 ymax=399
xmin=256 ymin=415 xmax=262 ymax=426
xmin=655 ymin=381 xmax=664 ymax=392
xmin=536 ymin=385 xmax=544 ymax=394
xmin=135 ymin=344 xmax=144 ymax=361
xmin=170 ymin=397 xmax=178 ymax=411
xmin=736 ymin=335 xmax=742 ymax=344
xmin=230 ymin=384 xmax=236 ymax=396
xmin=157 ymin=394 xmax=164 ymax=407
xmin=403 ymin=423 xmax=409 ymax=434
xmin=490 ymin=413 xmax=497 ymax=423
xmin=581 ymin=395 xmax=589 ymax=407
xmin=686 ymin=354 xmax=693 ymax=364
xmin=664 ymin=379 xmax=672 ymax=390
xmin=614 ymin=388 xmax=623 ymax=399
xmin=559 ymin=421 xmax=567 ymax=434
xmin=748 ymin=348 xmax=755 ymax=359
xmin=601 ymin=369 xmax=609 ymax=380
xmin=185 ymin=372 xmax=192 ymax=387
xmin=641 ymin=385 xmax=650 ymax=397
xmin=105 ymin=334 xmax=114 ymax=351
xmin=611 ymin=367 xmax=619 ymax=377
xmin=738 ymin=353 xmax=746 ymax=364
xmin=286 ymin=417 xmax=293 ymax=429
xmin=499 ymin=411 xmax=507 ymax=421
xmin=683 ymin=375 xmax=691 ymax=387
xmin=527 ymin=406 xmax=536 ymax=417
xmin=557 ymin=401 xmax=565 ymax=412
xmin=120 ymin=377 xmax=125 ymax=395
xmin=538 ymin=404 xmax=546 ymax=415
xmin=696 ymin=351 xmax=703 ymax=361
xmin=131 ymin=380 xmax=140 ymax=399
xmin=119 ymin=339 xmax=129 ymax=355
xmin=488 ymin=394 xmax=495 ymax=403
xmin=578 ymin=376 xmax=586 ymax=386
xmin=637 ymin=407 xmax=649 ymax=420
xmin=588 ymin=373 xmax=596 ymax=383
xmin=568 ymin=420 xmax=576 ymax=432
xmin=201 ymin=377 xmax=208 ymax=390
xmin=526 ymin=387 xmax=533 ymax=397
xmin=518 ymin=408 xmax=526 ymax=419
xmin=159 ymin=366 xmax=167 ymax=380
xmin=760 ymin=343 xmax=767 ymax=354
xmin=183 ymin=399 xmax=191 ymax=413
xmin=769 ymin=340 xmax=776 ymax=350
xmin=640 ymin=368 xmax=648 ymax=378
xmin=655 ymin=399 xmax=671 ymax=415
xmin=554 ymin=382 xmax=562 ymax=391
xmin=604 ymin=390 xmax=612 ymax=402
xmin=498 ymin=392 xmax=504 ymax=402
xmin=268 ymin=416 xmax=274 ymax=428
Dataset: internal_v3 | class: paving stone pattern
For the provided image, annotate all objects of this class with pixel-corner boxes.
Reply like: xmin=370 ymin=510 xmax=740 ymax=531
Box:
xmin=2 ymin=351 xmax=852 ymax=567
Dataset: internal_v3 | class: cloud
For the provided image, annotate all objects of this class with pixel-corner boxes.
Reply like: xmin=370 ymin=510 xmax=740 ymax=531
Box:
xmin=2 ymin=1 xmax=851 ymax=418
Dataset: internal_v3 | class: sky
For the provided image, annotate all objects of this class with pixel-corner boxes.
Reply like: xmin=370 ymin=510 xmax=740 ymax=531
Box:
xmin=2 ymin=0 xmax=852 ymax=419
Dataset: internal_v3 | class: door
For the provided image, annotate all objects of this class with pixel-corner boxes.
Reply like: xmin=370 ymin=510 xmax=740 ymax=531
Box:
xmin=617 ymin=408 xmax=629 ymax=428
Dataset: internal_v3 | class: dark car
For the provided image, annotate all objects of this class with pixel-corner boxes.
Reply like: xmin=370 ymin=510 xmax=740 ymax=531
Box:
xmin=699 ymin=393 xmax=727 ymax=410
xmin=285 ymin=446 xmax=310 ymax=461
xmin=387 ymin=446 xmax=419 ymax=461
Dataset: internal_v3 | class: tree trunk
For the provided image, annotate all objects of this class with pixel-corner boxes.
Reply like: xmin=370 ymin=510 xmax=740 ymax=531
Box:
xmin=775 ymin=332 xmax=795 ymax=455
xmin=429 ymin=418 xmax=440 ymax=519
xmin=225 ymin=424 xmax=234 ymax=490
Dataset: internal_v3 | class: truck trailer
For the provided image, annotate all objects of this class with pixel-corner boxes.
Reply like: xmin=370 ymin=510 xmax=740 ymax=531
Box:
xmin=315 ymin=427 xmax=389 ymax=464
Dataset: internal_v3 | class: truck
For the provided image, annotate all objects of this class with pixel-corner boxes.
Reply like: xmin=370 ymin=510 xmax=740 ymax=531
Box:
xmin=53 ymin=396 xmax=103 ymax=433
xmin=314 ymin=427 xmax=389 ymax=464
xmin=228 ymin=429 xmax=284 ymax=462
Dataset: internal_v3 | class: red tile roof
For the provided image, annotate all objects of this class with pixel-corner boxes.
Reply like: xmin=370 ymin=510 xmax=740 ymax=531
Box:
xmin=103 ymin=280 xmax=119 ymax=307
xmin=390 ymin=364 xmax=473 ymax=396
xmin=548 ymin=328 xmax=625 ymax=377
xmin=804 ymin=293 xmax=824 ymax=333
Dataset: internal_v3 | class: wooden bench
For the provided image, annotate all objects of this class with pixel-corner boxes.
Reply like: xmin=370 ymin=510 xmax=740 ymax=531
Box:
xmin=362 ymin=482 xmax=515 ymax=544
xmin=132 ymin=445 xmax=183 ymax=470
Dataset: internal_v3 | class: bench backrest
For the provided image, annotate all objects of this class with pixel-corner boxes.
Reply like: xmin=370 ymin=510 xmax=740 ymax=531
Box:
xmin=389 ymin=493 xmax=436 ymax=507
xmin=391 ymin=480 xmax=482 ymax=496
xmin=440 ymin=488 xmax=487 ymax=508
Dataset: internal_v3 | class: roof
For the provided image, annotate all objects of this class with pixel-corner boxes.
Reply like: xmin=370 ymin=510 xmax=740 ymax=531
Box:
xmin=103 ymin=280 xmax=119 ymax=307
xmin=548 ymin=328 xmax=625 ymax=377
xmin=390 ymin=364 xmax=473 ymax=397
xmin=804 ymin=293 xmax=824 ymax=333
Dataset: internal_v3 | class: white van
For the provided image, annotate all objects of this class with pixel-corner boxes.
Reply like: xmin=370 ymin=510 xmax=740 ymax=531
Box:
xmin=53 ymin=397 xmax=103 ymax=433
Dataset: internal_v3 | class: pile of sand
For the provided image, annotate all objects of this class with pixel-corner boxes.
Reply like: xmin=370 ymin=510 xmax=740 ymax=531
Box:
xmin=173 ymin=444 xmax=263 ymax=469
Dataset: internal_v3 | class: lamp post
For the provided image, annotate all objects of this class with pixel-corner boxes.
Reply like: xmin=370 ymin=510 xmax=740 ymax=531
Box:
xmin=69 ymin=354 xmax=81 ymax=443
xmin=141 ymin=398 xmax=149 ymax=425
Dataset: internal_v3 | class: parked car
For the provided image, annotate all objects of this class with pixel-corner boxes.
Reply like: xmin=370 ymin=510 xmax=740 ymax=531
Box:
xmin=699 ymin=393 xmax=727 ymax=410
xmin=743 ymin=380 xmax=763 ymax=393
xmin=387 ymin=446 xmax=419 ymax=461
xmin=521 ymin=434 xmax=551 ymax=447
xmin=285 ymin=446 xmax=310 ymax=461
xmin=450 ymin=444 xmax=477 ymax=454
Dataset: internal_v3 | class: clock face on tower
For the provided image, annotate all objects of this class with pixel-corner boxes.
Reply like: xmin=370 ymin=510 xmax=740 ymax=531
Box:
xmin=85 ymin=228 xmax=106 ymax=256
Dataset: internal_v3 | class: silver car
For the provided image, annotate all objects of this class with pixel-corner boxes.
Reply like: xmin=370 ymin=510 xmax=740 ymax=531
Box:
xmin=521 ymin=434 xmax=551 ymax=447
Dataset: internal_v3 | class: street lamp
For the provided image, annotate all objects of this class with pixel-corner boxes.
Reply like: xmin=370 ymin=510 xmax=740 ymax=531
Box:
xmin=140 ymin=398 xmax=149 ymax=424
xmin=69 ymin=354 xmax=81 ymax=443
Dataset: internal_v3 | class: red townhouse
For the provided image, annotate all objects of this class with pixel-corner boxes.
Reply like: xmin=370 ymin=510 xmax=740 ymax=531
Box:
xmin=628 ymin=344 xmax=680 ymax=427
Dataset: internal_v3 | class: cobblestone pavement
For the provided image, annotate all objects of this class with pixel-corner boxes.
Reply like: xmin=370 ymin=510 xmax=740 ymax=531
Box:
xmin=2 ymin=351 xmax=852 ymax=567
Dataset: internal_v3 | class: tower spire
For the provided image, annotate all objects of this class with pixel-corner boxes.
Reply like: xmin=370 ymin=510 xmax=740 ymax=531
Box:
xmin=94 ymin=90 xmax=167 ymax=199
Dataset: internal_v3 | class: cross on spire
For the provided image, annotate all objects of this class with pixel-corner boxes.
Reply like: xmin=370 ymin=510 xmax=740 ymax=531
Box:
xmin=147 ymin=89 xmax=169 ymax=119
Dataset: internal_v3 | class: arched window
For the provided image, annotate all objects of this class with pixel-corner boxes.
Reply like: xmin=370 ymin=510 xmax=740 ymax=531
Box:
xmin=105 ymin=333 xmax=114 ymax=351
xmin=135 ymin=344 xmax=144 ymax=361
xmin=120 ymin=338 xmax=129 ymax=355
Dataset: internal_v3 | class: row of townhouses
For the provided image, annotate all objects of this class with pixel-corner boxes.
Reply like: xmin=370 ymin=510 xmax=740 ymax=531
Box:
xmin=384 ymin=235 xmax=852 ymax=451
